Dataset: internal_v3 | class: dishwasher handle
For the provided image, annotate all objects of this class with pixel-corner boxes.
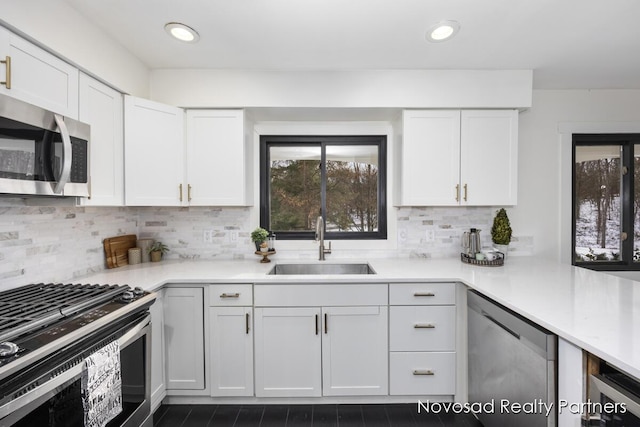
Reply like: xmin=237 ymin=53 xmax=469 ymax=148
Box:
xmin=481 ymin=310 xmax=521 ymax=340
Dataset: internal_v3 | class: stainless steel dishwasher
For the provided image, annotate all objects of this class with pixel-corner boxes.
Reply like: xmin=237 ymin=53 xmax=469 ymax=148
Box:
xmin=467 ymin=289 xmax=557 ymax=427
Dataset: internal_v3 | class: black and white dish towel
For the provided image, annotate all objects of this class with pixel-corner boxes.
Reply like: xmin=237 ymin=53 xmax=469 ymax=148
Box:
xmin=81 ymin=341 xmax=123 ymax=427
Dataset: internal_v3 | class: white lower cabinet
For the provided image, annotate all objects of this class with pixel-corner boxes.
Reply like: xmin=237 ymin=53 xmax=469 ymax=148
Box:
xmin=149 ymin=289 xmax=165 ymax=411
xmin=254 ymin=284 xmax=389 ymax=398
xmin=389 ymin=283 xmax=457 ymax=396
xmin=163 ymin=287 xmax=205 ymax=391
xmin=209 ymin=284 xmax=254 ymax=397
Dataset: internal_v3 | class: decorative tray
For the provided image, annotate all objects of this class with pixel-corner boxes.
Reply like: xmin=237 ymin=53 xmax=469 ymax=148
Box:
xmin=460 ymin=252 xmax=504 ymax=267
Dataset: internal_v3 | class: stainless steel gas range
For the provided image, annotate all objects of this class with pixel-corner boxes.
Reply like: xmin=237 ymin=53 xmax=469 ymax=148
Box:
xmin=0 ymin=283 xmax=156 ymax=427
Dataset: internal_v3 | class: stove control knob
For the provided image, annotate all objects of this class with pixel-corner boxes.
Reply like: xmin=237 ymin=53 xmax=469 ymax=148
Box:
xmin=121 ymin=291 xmax=135 ymax=302
xmin=0 ymin=342 xmax=19 ymax=358
xmin=133 ymin=286 xmax=145 ymax=296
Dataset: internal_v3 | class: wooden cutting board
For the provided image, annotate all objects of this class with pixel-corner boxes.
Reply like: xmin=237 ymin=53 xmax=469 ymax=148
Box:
xmin=103 ymin=234 xmax=137 ymax=268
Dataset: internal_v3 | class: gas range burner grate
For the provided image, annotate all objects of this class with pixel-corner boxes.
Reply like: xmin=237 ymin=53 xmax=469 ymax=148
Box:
xmin=0 ymin=283 xmax=129 ymax=344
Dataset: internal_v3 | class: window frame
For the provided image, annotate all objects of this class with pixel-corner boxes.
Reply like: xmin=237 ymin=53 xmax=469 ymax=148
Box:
xmin=259 ymin=135 xmax=388 ymax=241
xmin=572 ymin=133 xmax=640 ymax=270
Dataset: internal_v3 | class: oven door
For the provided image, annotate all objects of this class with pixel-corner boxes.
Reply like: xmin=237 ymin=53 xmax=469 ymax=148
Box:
xmin=0 ymin=313 xmax=151 ymax=427
xmin=589 ymin=373 xmax=640 ymax=426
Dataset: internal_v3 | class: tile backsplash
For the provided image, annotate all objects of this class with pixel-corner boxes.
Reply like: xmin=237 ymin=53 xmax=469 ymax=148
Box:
xmin=0 ymin=199 xmax=532 ymax=289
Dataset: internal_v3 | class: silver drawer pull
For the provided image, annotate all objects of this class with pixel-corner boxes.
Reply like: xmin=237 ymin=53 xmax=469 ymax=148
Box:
xmin=414 ymin=292 xmax=435 ymax=297
xmin=414 ymin=323 xmax=435 ymax=329
xmin=220 ymin=293 xmax=240 ymax=298
xmin=413 ymin=369 xmax=435 ymax=376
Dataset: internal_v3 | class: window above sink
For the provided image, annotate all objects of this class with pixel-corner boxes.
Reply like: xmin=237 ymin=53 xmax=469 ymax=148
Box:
xmin=259 ymin=135 xmax=388 ymax=241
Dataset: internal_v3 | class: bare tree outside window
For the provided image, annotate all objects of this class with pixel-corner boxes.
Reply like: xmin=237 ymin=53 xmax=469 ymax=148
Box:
xmin=574 ymin=145 xmax=622 ymax=261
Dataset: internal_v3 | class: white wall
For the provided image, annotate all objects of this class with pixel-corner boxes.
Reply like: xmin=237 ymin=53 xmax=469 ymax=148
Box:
xmin=0 ymin=0 xmax=150 ymax=96
xmin=515 ymin=89 xmax=640 ymax=261
xmin=150 ymin=69 xmax=532 ymax=109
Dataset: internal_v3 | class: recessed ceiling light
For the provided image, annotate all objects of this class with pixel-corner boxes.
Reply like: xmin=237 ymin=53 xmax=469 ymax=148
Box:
xmin=164 ymin=22 xmax=200 ymax=43
xmin=426 ymin=20 xmax=460 ymax=42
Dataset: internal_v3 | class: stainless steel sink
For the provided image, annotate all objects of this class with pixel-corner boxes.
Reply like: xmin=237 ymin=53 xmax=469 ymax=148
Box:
xmin=267 ymin=263 xmax=376 ymax=275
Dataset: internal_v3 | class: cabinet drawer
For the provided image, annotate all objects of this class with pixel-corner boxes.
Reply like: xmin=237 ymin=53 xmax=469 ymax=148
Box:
xmin=389 ymin=283 xmax=455 ymax=305
xmin=389 ymin=352 xmax=455 ymax=395
xmin=209 ymin=284 xmax=253 ymax=306
xmin=389 ymin=306 xmax=455 ymax=351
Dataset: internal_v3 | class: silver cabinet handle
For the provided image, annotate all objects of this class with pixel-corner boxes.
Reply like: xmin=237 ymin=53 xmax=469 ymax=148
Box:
xmin=413 ymin=369 xmax=435 ymax=376
xmin=53 ymin=114 xmax=72 ymax=194
xmin=414 ymin=324 xmax=435 ymax=329
xmin=1 ymin=56 xmax=11 ymax=89
xmin=179 ymin=183 xmax=183 ymax=202
xmin=414 ymin=292 xmax=435 ymax=297
xmin=220 ymin=293 xmax=240 ymax=298
xmin=188 ymin=184 xmax=192 ymax=202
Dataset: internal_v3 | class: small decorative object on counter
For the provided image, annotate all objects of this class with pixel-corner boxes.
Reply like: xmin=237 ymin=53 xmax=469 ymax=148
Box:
xmin=461 ymin=251 xmax=504 ymax=266
xmin=268 ymin=232 xmax=276 ymax=251
xmin=251 ymin=227 xmax=270 ymax=251
xmin=491 ymin=208 xmax=512 ymax=259
xmin=137 ymin=238 xmax=154 ymax=263
xmin=148 ymin=242 xmax=169 ymax=262
xmin=128 ymin=248 xmax=142 ymax=265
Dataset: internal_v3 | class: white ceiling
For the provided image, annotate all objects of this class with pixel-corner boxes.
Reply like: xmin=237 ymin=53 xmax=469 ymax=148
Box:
xmin=62 ymin=0 xmax=640 ymax=89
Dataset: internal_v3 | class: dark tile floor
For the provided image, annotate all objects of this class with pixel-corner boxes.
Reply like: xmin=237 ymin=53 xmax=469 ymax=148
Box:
xmin=153 ymin=404 xmax=483 ymax=427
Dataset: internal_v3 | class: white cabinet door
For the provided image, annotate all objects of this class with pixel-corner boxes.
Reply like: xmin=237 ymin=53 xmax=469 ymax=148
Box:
xmin=0 ymin=27 xmax=79 ymax=118
xmin=163 ymin=287 xmax=205 ymax=390
xmin=321 ymin=306 xmax=388 ymax=396
xmin=149 ymin=290 xmax=165 ymax=411
xmin=124 ymin=96 xmax=185 ymax=206
xmin=254 ymin=307 xmax=322 ymax=397
xmin=186 ymin=110 xmax=250 ymax=206
xmin=400 ymin=110 xmax=461 ymax=206
xmin=209 ymin=306 xmax=253 ymax=397
xmin=460 ymin=110 xmax=518 ymax=206
xmin=78 ymin=73 xmax=124 ymax=206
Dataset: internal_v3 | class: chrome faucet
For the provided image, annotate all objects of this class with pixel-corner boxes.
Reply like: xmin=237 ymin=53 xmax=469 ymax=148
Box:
xmin=315 ymin=216 xmax=332 ymax=260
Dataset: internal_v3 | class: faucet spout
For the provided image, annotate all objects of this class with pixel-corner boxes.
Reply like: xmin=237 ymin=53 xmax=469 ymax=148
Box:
xmin=315 ymin=216 xmax=331 ymax=260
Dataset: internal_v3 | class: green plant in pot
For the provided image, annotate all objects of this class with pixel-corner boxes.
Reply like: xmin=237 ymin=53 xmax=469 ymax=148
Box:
xmin=491 ymin=208 xmax=512 ymax=258
xmin=148 ymin=242 xmax=169 ymax=262
xmin=251 ymin=227 xmax=269 ymax=251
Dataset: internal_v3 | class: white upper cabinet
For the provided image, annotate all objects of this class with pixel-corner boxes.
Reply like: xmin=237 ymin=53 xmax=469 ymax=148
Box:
xmin=186 ymin=110 xmax=251 ymax=206
xmin=78 ymin=73 xmax=124 ymax=206
xmin=400 ymin=110 xmax=461 ymax=206
xmin=460 ymin=110 xmax=518 ymax=206
xmin=124 ymin=96 xmax=185 ymax=206
xmin=0 ymin=26 xmax=79 ymax=118
xmin=399 ymin=109 xmax=518 ymax=206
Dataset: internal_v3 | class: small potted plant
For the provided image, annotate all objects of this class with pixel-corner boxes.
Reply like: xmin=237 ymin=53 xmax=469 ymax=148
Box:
xmin=148 ymin=241 xmax=169 ymax=262
xmin=251 ymin=227 xmax=270 ymax=251
xmin=491 ymin=208 xmax=512 ymax=258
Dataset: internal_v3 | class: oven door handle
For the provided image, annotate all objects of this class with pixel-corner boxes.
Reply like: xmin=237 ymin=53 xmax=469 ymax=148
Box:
xmin=0 ymin=315 xmax=150 ymax=423
xmin=591 ymin=374 xmax=640 ymax=419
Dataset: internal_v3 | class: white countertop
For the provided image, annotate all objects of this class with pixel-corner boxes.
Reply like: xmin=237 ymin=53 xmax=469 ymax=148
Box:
xmin=79 ymin=256 xmax=640 ymax=381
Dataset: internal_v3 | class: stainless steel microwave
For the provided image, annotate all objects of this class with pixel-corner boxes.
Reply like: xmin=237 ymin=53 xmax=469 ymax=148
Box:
xmin=0 ymin=93 xmax=89 ymax=197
